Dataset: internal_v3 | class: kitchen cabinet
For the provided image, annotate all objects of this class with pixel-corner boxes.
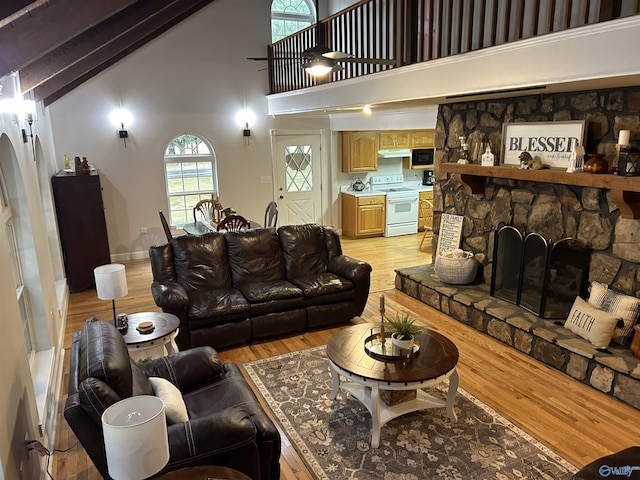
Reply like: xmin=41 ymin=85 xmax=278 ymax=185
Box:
xmin=342 ymin=132 xmax=379 ymax=173
xmin=418 ymin=191 xmax=434 ymax=231
xmin=52 ymin=170 xmax=111 ymax=292
xmin=409 ymin=130 xmax=435 ymax=148
xmin=342 ymin=193 xmax=386 ymax=238
xmin=379 ymin=131 xmax=410 ymax=149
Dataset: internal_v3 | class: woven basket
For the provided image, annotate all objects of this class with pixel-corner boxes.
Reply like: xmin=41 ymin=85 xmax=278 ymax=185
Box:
xmin=434 ymin=250 xmax=478 ymax=284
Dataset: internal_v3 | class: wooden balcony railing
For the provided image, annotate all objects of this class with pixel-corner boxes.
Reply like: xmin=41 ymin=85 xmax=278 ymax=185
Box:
xmin=264 ymin=0 xmax=640 ymax=95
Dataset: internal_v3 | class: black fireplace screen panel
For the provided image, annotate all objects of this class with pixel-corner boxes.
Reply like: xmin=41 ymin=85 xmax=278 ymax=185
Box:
xmin=520 ymin=234 xmax=549 ymax=316
xmin=545 ymin=238 xmax=590 ymax=318
xmin=490 ymin=226 xmax=523 ymax=305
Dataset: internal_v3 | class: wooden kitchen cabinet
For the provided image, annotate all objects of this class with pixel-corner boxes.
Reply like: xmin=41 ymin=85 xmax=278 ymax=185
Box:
xmin=342 ymin=132 xmax=379 ymax=173
xmin=410 ymin=130 xmax=435 ymax=148
xmin=418 ymin=190 xmax=434 ymax=231
xmin=52 ymin=170 xmax=111 ymax=292
xmin=342 ymin=193 xmax=386 ymax=238
xmin=379 ymin=131 xmax=410 ymax=149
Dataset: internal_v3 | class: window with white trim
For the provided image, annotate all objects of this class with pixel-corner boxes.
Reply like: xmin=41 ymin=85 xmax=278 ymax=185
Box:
xmin=271 ymin=0 xmax=316 ymax=43
xmin=0 ymin=165 xmax=33 ymax=358
xmin=164 ymin=134 xmax=218 ymax=227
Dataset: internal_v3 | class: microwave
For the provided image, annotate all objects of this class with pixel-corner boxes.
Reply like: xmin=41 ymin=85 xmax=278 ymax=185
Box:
xmin=404 ymin=148 xmax=434 ymax=169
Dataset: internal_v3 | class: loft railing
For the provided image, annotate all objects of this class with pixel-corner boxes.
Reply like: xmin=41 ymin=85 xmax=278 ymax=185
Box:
xmin=264 ymin=0 xmax=640 ymax=94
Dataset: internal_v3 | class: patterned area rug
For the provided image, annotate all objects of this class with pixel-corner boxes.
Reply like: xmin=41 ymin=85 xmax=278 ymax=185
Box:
xmin=242 ymin=345 xmax=577 ymax=480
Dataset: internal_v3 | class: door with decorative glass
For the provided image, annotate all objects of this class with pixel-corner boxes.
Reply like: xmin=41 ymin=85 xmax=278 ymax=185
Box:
xmin=273 ymin=134 xmax=322 ymax=225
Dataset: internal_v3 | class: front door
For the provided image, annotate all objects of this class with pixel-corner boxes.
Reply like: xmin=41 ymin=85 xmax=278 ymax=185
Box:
xmin=272 ymin=134 xmax=322 ymax=225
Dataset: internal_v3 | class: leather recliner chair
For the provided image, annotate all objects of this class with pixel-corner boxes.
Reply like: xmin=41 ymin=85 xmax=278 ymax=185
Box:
xmin=64 ymin=318 xmax=281 ymax=479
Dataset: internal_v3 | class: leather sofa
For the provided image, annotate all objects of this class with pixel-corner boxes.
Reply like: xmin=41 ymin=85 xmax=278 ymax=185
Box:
xmin=64 ymin=318 xmax=281 ymax=480
xmin=149 ymin=224 xmax=372 ymax=350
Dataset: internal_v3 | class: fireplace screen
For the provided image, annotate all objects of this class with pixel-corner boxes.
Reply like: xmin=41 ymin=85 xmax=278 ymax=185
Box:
xmin=490 ymin=225 xmax=590 ymax=319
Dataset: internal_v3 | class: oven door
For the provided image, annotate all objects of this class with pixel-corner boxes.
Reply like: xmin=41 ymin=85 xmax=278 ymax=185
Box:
xmin=385 ymin=193 xmax=419 ymax=236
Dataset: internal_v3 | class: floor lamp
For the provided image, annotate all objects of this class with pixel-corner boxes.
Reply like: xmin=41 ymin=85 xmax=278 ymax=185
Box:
xmin=94 ymin=264 xmax=128 ymax=330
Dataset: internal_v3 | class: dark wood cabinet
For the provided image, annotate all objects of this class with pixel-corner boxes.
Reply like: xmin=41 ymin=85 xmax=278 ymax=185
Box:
xmin=52 ymin=170 xmax=110 ymax=292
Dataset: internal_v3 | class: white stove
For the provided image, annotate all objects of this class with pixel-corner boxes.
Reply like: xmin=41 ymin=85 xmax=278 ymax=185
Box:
xmin=371 ymin=175 xmax=419 ymax=237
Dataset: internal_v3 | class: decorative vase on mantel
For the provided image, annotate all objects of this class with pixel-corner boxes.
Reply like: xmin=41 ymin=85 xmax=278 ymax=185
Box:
xmin=583 ymin=153 xmax=609 ymax=174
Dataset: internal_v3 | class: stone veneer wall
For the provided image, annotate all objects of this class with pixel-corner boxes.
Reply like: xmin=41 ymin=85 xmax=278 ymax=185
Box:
xmin=432 ymin=86 xmax=640 ymax=294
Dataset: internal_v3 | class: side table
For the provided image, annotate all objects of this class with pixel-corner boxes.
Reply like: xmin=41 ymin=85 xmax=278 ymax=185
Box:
xmin=121 ymin=312 xmax=179 ymax=358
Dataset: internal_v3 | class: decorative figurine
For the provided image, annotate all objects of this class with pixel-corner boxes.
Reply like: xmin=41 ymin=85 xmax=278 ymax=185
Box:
xmin=566 ymin=145 xmax=585 ymax=173
xmin=518 ymin=151 xmax=543 ymax=170
xmin=78 ymin=157 xmax=91 ymax=175
xmin=481 ymin=145 xmax=496 ymax=166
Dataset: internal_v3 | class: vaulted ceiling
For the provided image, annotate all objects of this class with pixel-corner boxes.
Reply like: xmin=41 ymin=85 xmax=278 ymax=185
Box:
xmin=0 ymin=0 xmax=216 ymax=106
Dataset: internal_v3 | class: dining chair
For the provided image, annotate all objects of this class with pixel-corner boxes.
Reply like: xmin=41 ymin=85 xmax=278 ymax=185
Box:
xmin=217 ymin=214 xmax=248 ymax=231
xmin=419 ymin=199 xmax=433 ymax=249
xmin=264 ymin=201 xmax=278 ymax=228
xmin=159 ymin=210 xmax=173 ymax=241
xmin=193 ymin=199 xmax=216 ymax=223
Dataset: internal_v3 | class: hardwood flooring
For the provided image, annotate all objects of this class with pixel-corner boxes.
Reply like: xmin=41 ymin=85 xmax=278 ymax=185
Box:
xmin=52 ymin=233 xmax=640 ymax=479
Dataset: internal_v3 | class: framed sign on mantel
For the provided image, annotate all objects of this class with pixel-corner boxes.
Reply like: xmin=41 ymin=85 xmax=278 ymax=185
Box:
xmin=501 ymin=120 xmax=586 ymax=168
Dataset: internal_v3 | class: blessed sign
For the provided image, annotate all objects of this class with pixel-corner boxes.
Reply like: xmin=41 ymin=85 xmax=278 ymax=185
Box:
xmin=501 ymin=121 xmax=585 ymax=168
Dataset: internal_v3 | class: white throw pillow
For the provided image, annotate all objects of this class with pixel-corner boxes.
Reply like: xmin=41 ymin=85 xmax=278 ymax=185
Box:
xmin=588 ymin=282 xmax=640 ymax=345
xmin=564 ymin=297 xmax=620 ymax=349
xmin=149 ymin=377 xmax=189 ymax=424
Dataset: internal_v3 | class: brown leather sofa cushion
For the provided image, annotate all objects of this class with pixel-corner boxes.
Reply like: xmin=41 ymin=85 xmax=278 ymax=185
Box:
xmin=278 ymin=224 xmax=329 ymax=280
xmin=292 ymin=272 xmax=354 ymax=297
xmin=239 ymin=280 xmax=302 ymax=303
xmin=226 ymin=228 xmax=287 ymax=286
xmin=188 ymin=288 xmax=250 ymax=320
xmin=172 ymin=232 xmax=232 ymax=292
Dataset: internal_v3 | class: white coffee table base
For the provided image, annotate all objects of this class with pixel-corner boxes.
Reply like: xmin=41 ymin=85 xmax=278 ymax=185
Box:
xmin=329 ymin=360 xmax=459 ymax=448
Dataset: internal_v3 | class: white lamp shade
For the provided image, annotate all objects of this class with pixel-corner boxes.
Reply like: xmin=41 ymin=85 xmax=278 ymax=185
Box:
xmin=94 ymin=264 xmax=128 ymax=300
xmin=102 ymin=396 xmax=169 ymax=480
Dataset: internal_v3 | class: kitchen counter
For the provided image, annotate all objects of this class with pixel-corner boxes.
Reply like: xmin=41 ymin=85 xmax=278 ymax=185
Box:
xmin=340 ymin=184 xmax=433 ymax=197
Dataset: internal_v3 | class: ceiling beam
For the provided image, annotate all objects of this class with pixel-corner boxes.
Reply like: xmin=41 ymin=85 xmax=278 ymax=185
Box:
xmin=0 ymin=0 xmax=135 ymax=78
xmin=23 ymin=0 xmax=215 ymax=105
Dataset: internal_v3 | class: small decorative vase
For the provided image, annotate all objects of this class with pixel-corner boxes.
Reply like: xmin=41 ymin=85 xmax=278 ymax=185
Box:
xmin=583 ymin=154 xmax=609 ymax=174
xmin=391 ymin=332 xmax=414 ymax=350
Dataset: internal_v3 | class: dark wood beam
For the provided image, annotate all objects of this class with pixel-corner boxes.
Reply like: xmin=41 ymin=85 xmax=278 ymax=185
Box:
xmin=30 ymin=0 xmax=215 ymax=105
xmin=0 ymin=0 xmax=135 ymax=77
xmin=0 ymin=0 xmax=39 ymax=23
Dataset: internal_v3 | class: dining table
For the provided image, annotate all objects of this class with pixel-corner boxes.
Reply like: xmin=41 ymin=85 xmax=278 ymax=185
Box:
xmin=183 ymin=218 xmax=260 ymax=235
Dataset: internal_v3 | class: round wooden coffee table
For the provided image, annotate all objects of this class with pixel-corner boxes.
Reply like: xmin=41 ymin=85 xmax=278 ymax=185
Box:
xmin=157 ymin=465 xmax=251 ymax=480
xmin=122 ymin=312 xmax=180 ymax=356
xmin=326 ymin=322 xmax=459 ymax=448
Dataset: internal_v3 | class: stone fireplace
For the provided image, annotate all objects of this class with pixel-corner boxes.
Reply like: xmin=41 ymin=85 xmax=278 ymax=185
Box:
xmin=395 ymin=85 xmax=640 ymax=410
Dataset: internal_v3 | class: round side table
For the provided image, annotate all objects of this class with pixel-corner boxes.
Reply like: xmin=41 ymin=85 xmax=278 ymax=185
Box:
xmin=157 ymin=466 xmax=252 ymax=480
xmin=121 ymin=312 xmax=179 ymax=357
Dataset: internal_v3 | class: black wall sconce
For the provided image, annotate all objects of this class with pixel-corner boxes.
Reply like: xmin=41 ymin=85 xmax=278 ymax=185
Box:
xmin=22 ymin=113 xmax=36 ymax=161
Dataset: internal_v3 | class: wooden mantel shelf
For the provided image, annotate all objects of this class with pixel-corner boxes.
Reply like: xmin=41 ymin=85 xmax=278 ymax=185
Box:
xmin=439 ymin=163 xmax=640 ymax=219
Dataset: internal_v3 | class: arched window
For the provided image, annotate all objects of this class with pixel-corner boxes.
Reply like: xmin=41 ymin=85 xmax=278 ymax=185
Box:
xmin=271 ymin=0 xmax=315 ymax=43
xmin=164 ymin=134 xmax=217 ymax=227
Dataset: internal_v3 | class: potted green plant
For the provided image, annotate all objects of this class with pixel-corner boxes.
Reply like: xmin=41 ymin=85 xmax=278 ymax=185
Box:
xmin=383 ymin=312 xmax=424 ymax=349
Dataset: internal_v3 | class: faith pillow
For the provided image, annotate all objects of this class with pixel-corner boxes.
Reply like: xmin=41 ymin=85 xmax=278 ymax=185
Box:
xmin=588 ymin=282 xmax=640 ymax=345
xmin=564 ymin=297 xmax=620 ymax=349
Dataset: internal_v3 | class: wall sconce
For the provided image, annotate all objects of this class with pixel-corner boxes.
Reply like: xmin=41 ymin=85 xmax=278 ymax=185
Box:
xmin=21 ymin=105 xmax=36 ymax=161
xmin=235 ymin=109 xmax=255 ymax=145
xmin=109 ymin=108 xmax=133 ymax=148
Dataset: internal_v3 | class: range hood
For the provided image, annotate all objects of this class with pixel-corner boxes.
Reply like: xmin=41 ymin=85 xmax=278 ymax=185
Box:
xmin=378 ymin=148 xmax=411 ymax=159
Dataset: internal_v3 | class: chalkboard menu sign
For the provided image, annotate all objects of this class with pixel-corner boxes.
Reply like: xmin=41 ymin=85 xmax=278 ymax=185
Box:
xmin=436 ymin=214 xmax=464 ymax=257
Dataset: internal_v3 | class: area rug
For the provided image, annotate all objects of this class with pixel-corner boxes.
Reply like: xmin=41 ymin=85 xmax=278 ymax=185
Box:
xmin=242 ymin=345 xmax=577 ymax=480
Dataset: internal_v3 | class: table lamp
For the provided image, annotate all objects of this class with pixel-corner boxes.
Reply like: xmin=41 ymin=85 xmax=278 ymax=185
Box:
xmin=94 ymin=264 xmax=128 ymax=328
xmin=102 ymin=395 xmax=169 ymax=480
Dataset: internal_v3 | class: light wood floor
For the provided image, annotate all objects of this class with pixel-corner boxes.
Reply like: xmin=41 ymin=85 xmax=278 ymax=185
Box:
xmin=53 ymin=233 xmax=640 ymax=479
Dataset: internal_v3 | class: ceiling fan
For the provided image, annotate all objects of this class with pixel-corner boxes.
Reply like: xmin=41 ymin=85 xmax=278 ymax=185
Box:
xmin=247 ymin=1 xmax=395 ymax=76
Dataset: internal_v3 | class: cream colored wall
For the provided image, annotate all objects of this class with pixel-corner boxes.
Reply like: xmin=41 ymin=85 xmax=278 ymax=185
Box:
xmin=48 ymin=0 xmax=277 ymax=261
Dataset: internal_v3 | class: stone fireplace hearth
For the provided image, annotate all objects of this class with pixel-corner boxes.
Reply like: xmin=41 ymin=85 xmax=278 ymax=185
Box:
xmin=395 ymin=265 xmax=640 ymax=410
